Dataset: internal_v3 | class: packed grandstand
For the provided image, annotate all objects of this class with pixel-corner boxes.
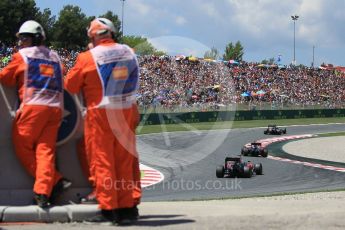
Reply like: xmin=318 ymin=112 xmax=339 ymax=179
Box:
xmin=1 ymin=43 xmax=345 ymax=112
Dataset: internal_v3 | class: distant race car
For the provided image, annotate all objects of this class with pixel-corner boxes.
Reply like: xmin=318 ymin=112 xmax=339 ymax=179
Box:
xmin=216 ymin=155 xmax=263 ymax=178
xmin=264 ymin=125 xmax=287 ymax=135
xmin=241 ymin=142 xmax=268 ymax=157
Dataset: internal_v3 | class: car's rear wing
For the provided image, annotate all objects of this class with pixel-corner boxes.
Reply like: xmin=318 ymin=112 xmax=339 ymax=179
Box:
xmin=251 ymin=143 xmax=262 ymax=146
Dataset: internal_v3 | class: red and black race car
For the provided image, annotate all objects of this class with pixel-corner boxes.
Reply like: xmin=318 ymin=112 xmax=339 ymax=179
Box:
xmin=216 ymin=155 xmax=263 ymax=178
xmin=264 ymin=125 xmax=287 ymax=135
xmin=241 ymin=142 xmax=268 ymax=157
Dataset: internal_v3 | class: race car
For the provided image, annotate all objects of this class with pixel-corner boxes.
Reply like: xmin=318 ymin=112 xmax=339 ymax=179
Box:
xmin=241 ymin=142 xmax=268 ymax=157
xmin=216 ymin=155 xmax=263 ymax=178
xmin=264 ymin=125 xmax=287 ymax=135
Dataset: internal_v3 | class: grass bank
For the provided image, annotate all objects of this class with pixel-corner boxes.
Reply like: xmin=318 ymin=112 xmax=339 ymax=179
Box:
xmin=137 ymin=117 xmax=345 ymax=135
xmin=318 ymin=132 xmax=345 ymax=137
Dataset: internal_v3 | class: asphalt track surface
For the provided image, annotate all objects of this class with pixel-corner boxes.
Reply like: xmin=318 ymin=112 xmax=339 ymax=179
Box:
xmin=138 ymin=123 xmax=345 ymax=201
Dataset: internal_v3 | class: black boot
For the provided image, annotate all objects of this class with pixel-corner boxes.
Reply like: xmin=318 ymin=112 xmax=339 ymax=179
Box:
xmin=50 ymin=178 xmax=72 ymax=205
xmin=84 ymin=209 xmax=119 ymax=226
xmin=118 ymin=205 xmax=139 ymax=225
xmin=34 ymin=194 xmax=50 ymax=208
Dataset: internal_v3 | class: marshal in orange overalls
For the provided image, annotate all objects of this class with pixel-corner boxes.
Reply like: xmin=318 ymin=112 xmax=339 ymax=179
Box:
xmin=0 ymin=46 xmax=64 ymax=197
xmin=64 ymin=39 xmax=140 ymax=210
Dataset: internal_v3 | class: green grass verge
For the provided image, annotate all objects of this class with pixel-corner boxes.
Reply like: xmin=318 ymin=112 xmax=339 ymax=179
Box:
xmin=318 ymin=132 xmax=345 ymax=137
xmin=137 ymin=117 xmax=345 ymax=135
xmin=140 ymin=170 xmax=145 ymax=179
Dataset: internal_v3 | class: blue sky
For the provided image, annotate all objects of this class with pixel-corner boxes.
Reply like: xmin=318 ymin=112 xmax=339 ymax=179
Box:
xmin=35 ymin=0 xmax=345 ymax=66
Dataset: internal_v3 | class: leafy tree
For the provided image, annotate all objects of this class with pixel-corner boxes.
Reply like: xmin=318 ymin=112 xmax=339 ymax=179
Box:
xmin=35 ymin=8 xmax=56 ymax=45
xmin=223 ymin=41 xmax=244 ymax=61
xmin=234 ymin=41 xmax=244 ymax=61
xmin=52 ymin=5 xmax=89 ymax=49
xmin=97 ymin=11 xmax=121 ymax=42
xmin=0 ymin=0 xmax=40 ymax=44
xmin=204 ymin=47 xmax=219 ymax=60
xmin=134 ymin=41 xmax=156 ymax=56
xmin=154 ymin=50 xmax=166 ymax=56
xmin=121 ymin=35 xmax=165 ymax=56
xmin=261 ymin=58 xmax=275 ymax=64
xmin=261 ymin=59 xmax=268 ymax=64
xmin=269 ymin=58 xmax=275 ymax=64
xmin=223 ymin=42 xmax=233 ymax=61
xmin=121 ymin=35 xmax=147 ymax=48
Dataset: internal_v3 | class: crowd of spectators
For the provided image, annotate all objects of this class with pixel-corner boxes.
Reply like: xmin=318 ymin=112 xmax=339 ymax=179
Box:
xmin=231 ymin=62 xmax=345 ymax=110
xmin=138 ymin=56 xmax=345 ymax=111
xmin=1 ymin=42 xmax=345 ymax=111
xmin=0 ymin=42 xmax=16 ymax=68
xmin=138 ymin=55 xmax=233 ymax=112
xmin=55 ymin=48 xmax=82 ymax=70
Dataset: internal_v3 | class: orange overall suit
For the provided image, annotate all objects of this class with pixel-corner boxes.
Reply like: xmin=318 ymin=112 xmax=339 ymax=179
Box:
xmin=64 ymin=39 xmax=140 ymax=210
xmin=76 ymin=102 xmax=141 ymax=205
xmin=0 ymin=46 xmax=64 ymax=197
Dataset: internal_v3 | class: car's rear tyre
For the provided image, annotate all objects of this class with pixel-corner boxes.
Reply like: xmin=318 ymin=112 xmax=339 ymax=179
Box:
xmin=264 ymin=131 xmax=268 ymax=134
xmin=262 ymin=149 xmax=268 ymax=157
xmin=242 ymin=148 xmax=249 ymax=156
xmin=243 ymin=166 xmax=252 ymax=178
xmin=216 ymin=165 xmax=224 ymax=178
xmin=255 ymin=163 xmax=263 ymax=175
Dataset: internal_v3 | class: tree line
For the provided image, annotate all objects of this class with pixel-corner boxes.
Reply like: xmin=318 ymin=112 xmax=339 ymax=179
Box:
xmin=0 ymin=0 xmax=244 ymax=59
xmin=204 ymin=41 xmax=244 ymax=61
